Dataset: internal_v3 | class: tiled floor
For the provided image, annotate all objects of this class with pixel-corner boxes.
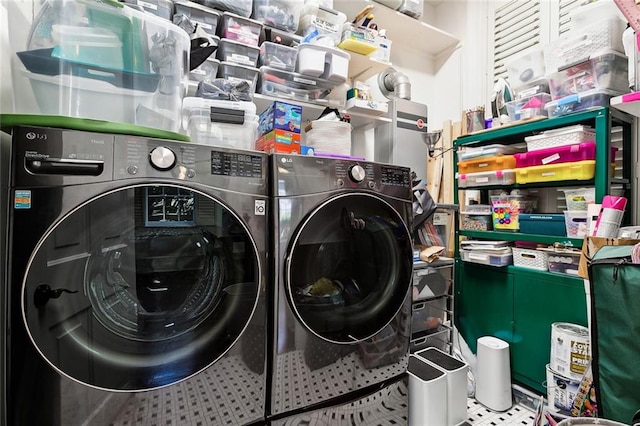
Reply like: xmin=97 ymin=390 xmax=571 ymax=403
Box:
xmin=466 ymin=399 xmax=537 ymax=425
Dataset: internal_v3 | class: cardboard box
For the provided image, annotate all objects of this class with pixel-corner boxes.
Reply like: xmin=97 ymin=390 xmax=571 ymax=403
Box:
xmin=255 ymin=129 xmax=301 ymax=154
xmin=258 ymin=101 xmax=302 ymax=135
xmin=578 ymin=236 xmax=640 ymax=279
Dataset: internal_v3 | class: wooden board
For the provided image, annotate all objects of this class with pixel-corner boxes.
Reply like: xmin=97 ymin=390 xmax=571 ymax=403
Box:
xmin=426 ymin=150 xmax=443 ymax=200
xmin=439 ymin=120 xmax=454 ymax=204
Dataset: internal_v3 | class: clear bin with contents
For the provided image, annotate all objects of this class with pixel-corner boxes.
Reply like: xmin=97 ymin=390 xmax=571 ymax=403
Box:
xmin=257 ymin=66 xmax=343 ymax=106
xmin=506 ymin=93 xmax=552 ymax=121
xmin=458 ymin=155 xmax=516 ymax=174
xmin=259 ymin=42 xmax=297 ymax=71
xmin=297 ymin=3 xmax=346 ymax=46
xmin=457 ymin=169 xmax=516 ymax=188
xmin=505 ymin=47 xmax=546 ymax=89
xmin=544 ymin=89 xmax=620 ymax=118
xmin=173 ymin=2 xmax=221 ymax=36
xmin=192 ymin=0 xmax=252 ymax=18
xmin=217 ymin=39 xmax=260 ymax=67
xmin=460 ymin=249 xmax=513 ymax=267
xmin=252 ymin=0 xmax=304 ymax=33
xmin=457 ymin=144 xmax=523 ymax=162
xmin=219 ymin=12 xmax=263 ymax=46
xmin=218 ymin=61 xmax=260 ymax=95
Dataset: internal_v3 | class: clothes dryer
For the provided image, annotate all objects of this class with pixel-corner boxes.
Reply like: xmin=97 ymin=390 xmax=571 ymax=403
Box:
xmin=3 ymin=126 xmax=268 ymax=425
xmin=268 ymin=154 xmax=413 ymax=420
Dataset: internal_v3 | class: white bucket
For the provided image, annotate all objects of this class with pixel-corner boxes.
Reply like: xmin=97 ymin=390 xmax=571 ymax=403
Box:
xmin=550 ymin=322 xmax=590 ymax=381
xmin=546 ymin=364 xmax=581 ymax=414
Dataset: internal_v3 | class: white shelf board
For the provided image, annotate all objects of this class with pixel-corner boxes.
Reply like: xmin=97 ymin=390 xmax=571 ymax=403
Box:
xmin=334 ymin=0 xmax=460 ymax=57
xmin=610 ymin=92 xmax=640 ymax=117
xmin=348 ymin=53 xmax=391 ymax=82
xmin=253 ymin=93 xmax=391 ymax=130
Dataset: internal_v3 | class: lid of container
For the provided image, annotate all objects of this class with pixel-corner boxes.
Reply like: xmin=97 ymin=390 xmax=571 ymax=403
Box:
xmin=416 ymin=347 xmax=467 ymax=371
xmin=183 ymin=97 xmax=257 ymax=115
xmin=298 ymin=42 xmax=351 ymax=59
xmin=52 ymin=25 xmax=123 ymax=47
xmin=544 ymin=89 xmax=621 ymax=109
xmin=407 ymin=356 xmax=445 ymax=381
xmin=174 ymin=1 xmax=222 ymax=15
xmin=0 ymin=114 xmax=189 ymax=141
xmin=220 ymin=61 xmax=260 ymax=73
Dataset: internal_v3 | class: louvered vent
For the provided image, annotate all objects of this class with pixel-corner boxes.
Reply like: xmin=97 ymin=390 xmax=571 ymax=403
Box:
xmin=559 ymin=0 xmax=583 ymax=35
xmin=493 ymin=0 xmax=542 ymax=84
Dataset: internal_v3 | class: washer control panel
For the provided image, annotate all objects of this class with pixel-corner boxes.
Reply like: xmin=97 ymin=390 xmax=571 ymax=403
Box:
xmin=149 ymin=146 xmax=177 ymax=171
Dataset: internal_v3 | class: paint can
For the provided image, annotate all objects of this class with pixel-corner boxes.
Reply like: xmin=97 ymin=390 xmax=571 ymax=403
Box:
xmin=550 ymin=322 xmax=590 ymax=381
xmin=546 ymin=364 xmax=581 ymax=414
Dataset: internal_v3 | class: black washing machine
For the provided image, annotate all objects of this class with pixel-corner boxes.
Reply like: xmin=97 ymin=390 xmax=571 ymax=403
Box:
xmin=268 ymin=154 xmax=413 ymax=421
xmin=2 ymin=126 xmax=268 ymax=425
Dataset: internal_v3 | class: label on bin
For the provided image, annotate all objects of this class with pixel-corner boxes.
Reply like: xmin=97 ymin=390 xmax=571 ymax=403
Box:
xmin=139 ymin=0 xmax=158 ymax=10
xmin=475 ymin=177 xmax=489 ymax=183
xmin=542 ymin=153 xmax=561 ymax=164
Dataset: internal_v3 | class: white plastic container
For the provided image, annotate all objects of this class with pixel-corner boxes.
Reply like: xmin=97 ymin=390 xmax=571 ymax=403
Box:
xmin=408 ymin=355 xmax=448 ymax=426
xmin=512 ymin=247 xmax=549 ymax=271
xmin=398 ymin=0 xmax=423 ymax=18
xmin=182 ymin=98 xmax=258 ymax=149
xmin=296 ymin=43 xmax=350 ymax=83
xmin=524 ymin=125 xmax=595 ymax=151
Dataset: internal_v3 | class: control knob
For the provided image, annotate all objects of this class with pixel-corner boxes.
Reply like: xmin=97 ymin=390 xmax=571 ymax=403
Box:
xmin=149 ymin=146 xmax=176 ymax=171
xmin=348 ymin=165 xmax=366 ymax=183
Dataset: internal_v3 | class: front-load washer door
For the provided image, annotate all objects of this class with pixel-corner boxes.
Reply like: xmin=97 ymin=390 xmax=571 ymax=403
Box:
xmin=21 ymin=184 xmax=261 ymax=391
xmin=285 ymin=193 xmax=412 ymax=344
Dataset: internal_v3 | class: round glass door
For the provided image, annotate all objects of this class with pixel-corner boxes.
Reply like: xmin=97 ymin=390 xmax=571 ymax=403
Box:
xmin=22 ymin=184 xmax=260 ymax=391
xmin=286 ymin=193 xmax=412 ymax=344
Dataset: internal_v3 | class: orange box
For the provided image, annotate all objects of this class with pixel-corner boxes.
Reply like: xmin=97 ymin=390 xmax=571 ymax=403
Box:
xmin=255 ymin=129 xmax=301 ymax=154
xmin=458 ymin=154 xmax=516 ymax=174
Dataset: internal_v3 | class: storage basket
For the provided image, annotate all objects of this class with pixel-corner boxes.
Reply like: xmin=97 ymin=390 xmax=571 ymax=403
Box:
xmin=512 ymin=247 xmax=549 ymax=271
xmin=524 ymin=125 xmax=595 ymax=151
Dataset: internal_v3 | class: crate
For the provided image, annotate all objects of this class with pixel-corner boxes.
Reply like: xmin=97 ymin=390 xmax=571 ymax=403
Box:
xmin=457 ymin=169 xmax=516 ymax=188
xmin=457 ymin=154 xmax=516 ymax=174
xmin=545 ymin=88 xmax=620 ymax=118
xmin=460 ymin=249 xmax=513 ymax=267
xmin=524 ymin=125 xmax=595 ymax=151
xmin=512 ymin=247 xmax=549 ymax=271
xmin=518 ymin=214 xmax=566 ymax=236
xmin=548 ymin=50 xmax=628 ymax=100
xmin=217 ymin=38 xmax=260 ymax=67
xmin=515 ymin=160 xmax=596 ymax=184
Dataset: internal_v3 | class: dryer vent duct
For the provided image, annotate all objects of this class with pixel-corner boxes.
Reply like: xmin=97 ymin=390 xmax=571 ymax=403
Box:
xmin=378 ymin=67 xmax=411 ymax=100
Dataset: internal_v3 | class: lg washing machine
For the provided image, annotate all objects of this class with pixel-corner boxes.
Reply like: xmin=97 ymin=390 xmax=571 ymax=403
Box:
xmin=2 ymin=126 xmax=268 ymax=425
xmin=268 ymin=154 xmax=413 ymax=422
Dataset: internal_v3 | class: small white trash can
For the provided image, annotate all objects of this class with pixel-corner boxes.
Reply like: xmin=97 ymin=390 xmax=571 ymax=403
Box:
xmin=408 ymin=354 xmax=447 ymax=426
xmin=475 ymin=336 xmax=512 ymax=411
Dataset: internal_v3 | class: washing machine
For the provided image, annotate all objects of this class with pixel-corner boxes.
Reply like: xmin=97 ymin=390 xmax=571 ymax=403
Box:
xmin=2 ymin=125 xmax=268 ymax=426
xmin=268 ymin=154 xmax=413 ymax=421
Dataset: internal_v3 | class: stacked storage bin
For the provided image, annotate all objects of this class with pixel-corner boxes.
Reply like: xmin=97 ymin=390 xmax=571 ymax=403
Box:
xmin=504 ymin=47 xmax=553 ymax=122
xmin=456 ymin=144 xmax=521 ymax=189
xmin=459 ymin=240 xmax=513 ymax=267
xmin=542 ymin=5 xmax=629 ymax=117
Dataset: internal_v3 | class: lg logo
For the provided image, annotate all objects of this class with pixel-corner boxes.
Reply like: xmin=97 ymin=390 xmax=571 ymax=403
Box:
xmin=25 ymin=132 xmax=47 ymax=141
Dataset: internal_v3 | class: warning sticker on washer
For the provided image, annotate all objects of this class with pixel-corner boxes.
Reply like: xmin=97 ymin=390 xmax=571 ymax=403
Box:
xmin=255 ymin=200 xmax=266 ymax=215
xmin=14 ymin=190 xmax=32 ymax=209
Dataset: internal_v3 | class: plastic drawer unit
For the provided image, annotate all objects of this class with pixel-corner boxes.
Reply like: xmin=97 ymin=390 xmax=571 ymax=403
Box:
xmin=192 ymin=0 xmax=252 ymax=17
xmin=460 ymin=249 xmax=513 ymax=267
xmin=548 ymin=50 xmax=628 ymax=99
xmin=457 ymin=169 xmax=516 ymax=188
xmin=412 ymin=262 xmax=453 ymax=302
xmin=257 ymin=66 xmax=341 ymax=106
xmin=457 ymin=154 xmax=516 ymax=175
xmin=173 ymin=2 xmax=221 ymax=36
xmin=219 ymin=12 xmax=263 ymax=46
xmin=259 ymin=42 xmax=297 ymax=71
xmin=217 ymin=38 xmax=260 ymax=67
xmin=252 ymin=0 xmax=304 ymax=33
xmin=515 ymin=160 xmax=596 ymax=184
xmin=524 ymin=125 xmax=595 ymax=151
xmin=182 ymin=98 xmax=258 ymax=149
xmin=545 ymin=89 xmax=620 ymax=118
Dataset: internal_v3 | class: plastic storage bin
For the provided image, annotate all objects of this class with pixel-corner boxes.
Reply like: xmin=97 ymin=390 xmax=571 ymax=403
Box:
xmin=296 ymin=43 xmax=350 ymax=82
xmin=123 ymin=0 xmax=174 ymax=20
xmin=548 ymin=50 xmax=628 ymax=99
xmin=545 ymin=89 xmax=620 ymax=118
xmin=411 ymin=299 xmax=446 ymax=335
xmin=458 ymin=155 xmax=516 ymax=174
xmin=188 ymin=57 xmax=220 ymax=95
xmin=460 ymin=249 xmax=513 ymax=267
xmin=252 ymin=0 xmax=304 ymax=33
xmin=257 ymin=66 xmax=342 ymax=106
xmin=297 ymin=3 xmax=347 ymax=46
xmin=562 ymin=187 xmax=596 ymax=211
xmin=491 ymin=196 xmax=537 ymax=231
xmin=173 ymin=1 xmax=221 ymax=36
xmin=461 ymin=212 xmax=493 ymax=231
xmin=545 ymin=17 xmax=626 ymax=72
xmin=524 ymin=125 xmax=595 ymax=151
xmin=514 ymin=78 xmax=551 ymax=100
xmin=457 ymin=169 xmax=516 ymax=188
xmin=220 ymin=12 xmax=263 ymax=46
xmin=506 ymin=93 xmax=552 ymax=121
xmin=514 ymin=142 xmax=597 ymax=168
xmin=182 ymin=98 xmax=258 ymax=149
xmin=564 ymin=210 xmax=588 ymax=237
xmin=338 ymin=24 xmax=378 ymax=55
xmin=512 ymin=247 xmax=549 ymax=271
xmin=515 ymin=160 xmax=596 ymax=184
xmin=217 ymin=38 xmax=260 ymax=67
xmin=7 ymin=0 xmax=190 ymax=132
xmin=259 ymin=42 xmax=297 ymax=71
xmin=505 ymin=47 xmax=545 ymax=89
xmin=412 ymin=262 xmax=453 ymax=301
xmin=540 ymin=248 xmax=581 ymax=275
xmin=398 ymin=0 xmax=423 ymax=18
xmin=518 ymin=214 xmax=566 ymax=236
xmin=192 ymin=0 xmax=252 ymax=17
xmin=457 ymin=144 xmax=523 ymax=161
xmin=218 ymin=61 xmax=260 ymax=93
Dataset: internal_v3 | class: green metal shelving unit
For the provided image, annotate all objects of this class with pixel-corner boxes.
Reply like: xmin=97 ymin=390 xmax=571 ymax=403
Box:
xmin=453 ymin=107 xmax=633 ymax=395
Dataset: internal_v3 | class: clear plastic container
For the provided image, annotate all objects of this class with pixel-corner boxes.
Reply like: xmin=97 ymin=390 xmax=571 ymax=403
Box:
xmin=562 ymin=187 xmax=596 ymax=211
xmin=513 ymin=78 xmax=551 ymax=100
xmin=217 ymin=38 xmax=260 ymax=67
xmin=548 ymin=50 xmax=628 ymax=99
xmin=220 ymin=12 xmax=263 ymax=46
xmin=398 ymin=0 xmax=423 ymax=18
xmin=411 ymin=299 xmax=446 ymax=335
xmin=187 ymin=57 xmax=220 ymax=96
xmin=544 ymin=89 xmax=621 ymax=118
xmin=192 ymin=0 xmax=252 ymax=18
xmin=457 ymin=144 xmax=523 ymax=161
xmin=259 ymin=42 xmax=298 ymax=71
xmin=297 ymin=3 xmax=347 ymax=46
xmin=541 ymin=248 xmax=581 ymax=275
xmin=460 ymin=212 xmax=493 ymax=231
xmin=173 ymin=1 xmax=221 ymax=36
xmin=122 ymin=0 xmax=174 ymax=20
xmin=491 ymin=196 xmax=537 ymax=231
xmin=218 ymin=61 xmax=260 ymax=94
xmin=7 ymin=0 xmax=190 ymax=132
xmin=506 ymin=93 xmax=552 ymax=121
xmin=460 ymin=249 xmax=513 ymax=267
xmin=515 ymin=160 xmax=596 ymax=184
xmin=458 ymin=154 xmax=516 ymax=174
xmin=545 ymin=16 xmax=626 ymax=72
xmin=252 ymin=0 xmax=304 ymax=33
xmin=257 ymin=66 xmax=343 ymax=106
xmin=524 ymin=125 xmax=595 ymax=151
xmin=505 ymin=47 xmax=546 ymax=89
xmin=457 ymin=169 xmax=516 ymax=188
xmin=182 ymin=98 xmax=258 ymax=149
